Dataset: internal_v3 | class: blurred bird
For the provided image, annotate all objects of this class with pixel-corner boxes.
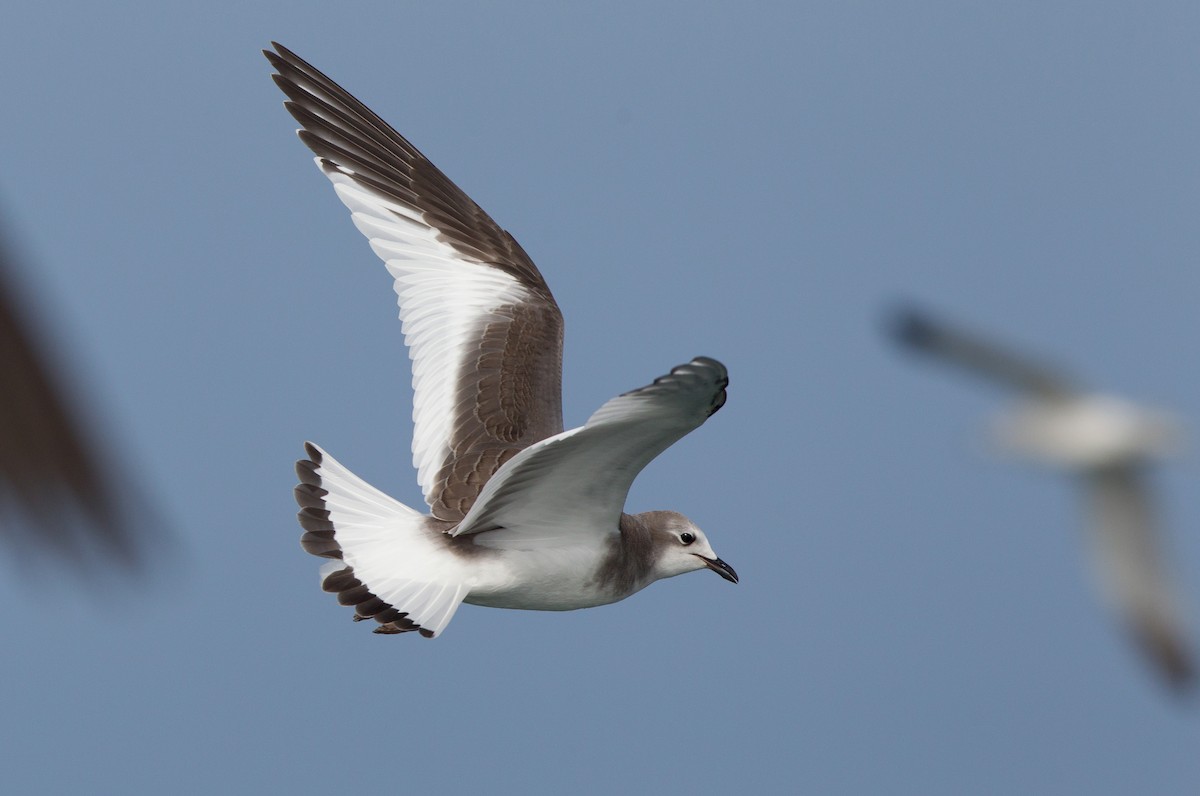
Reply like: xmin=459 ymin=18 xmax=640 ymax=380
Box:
xmin=0 ymin=213 xmax=157 ymax=575
xmin=891 ymin=305 xmax=1194 ymax=690
xmin=266 ymin=43 xmax=735 ymax=639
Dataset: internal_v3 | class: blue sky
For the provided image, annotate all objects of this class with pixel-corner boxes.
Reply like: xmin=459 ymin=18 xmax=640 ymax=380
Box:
xmin=1 ymin=2 xmax=1198 ymax=793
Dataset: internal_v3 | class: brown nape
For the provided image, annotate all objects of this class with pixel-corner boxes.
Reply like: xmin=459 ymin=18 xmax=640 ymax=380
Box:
xmin=592 ymin=513 xmax=664 ymax=597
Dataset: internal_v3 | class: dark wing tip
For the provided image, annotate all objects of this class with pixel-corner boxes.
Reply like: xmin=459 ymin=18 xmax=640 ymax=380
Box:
xmin=263 ymin=41 xmax=558 ymax=300
xmin=1163 ymin=657 xmax=1196 ymax=692
xmin=886 ymin=304 xmax=938 ymax=351
xmin=688 ymin=355 xmax=728 ymax=383
xmin=621 ymin=356 xmax=730 ymax=418
xmin=683 ymin=356 xmax=729 ymax=416
xmin=264 ymin=41 xmax=301 ymax=68
xmin=1133 ymin=616 xmax=1196 ymax=693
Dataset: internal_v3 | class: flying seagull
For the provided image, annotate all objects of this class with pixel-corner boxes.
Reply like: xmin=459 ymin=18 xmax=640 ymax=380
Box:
xmin=0 ymin=215 xmax=152 ymax=573
xmin=266 ymin=43 xmax=736 ymax=639
xmin=891 ymin=306 xmax=1193 ymax=689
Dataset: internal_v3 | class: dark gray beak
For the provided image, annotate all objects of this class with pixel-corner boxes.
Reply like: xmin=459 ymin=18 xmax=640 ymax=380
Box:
xmin=697 ymin=555 xmax=738 ymax=584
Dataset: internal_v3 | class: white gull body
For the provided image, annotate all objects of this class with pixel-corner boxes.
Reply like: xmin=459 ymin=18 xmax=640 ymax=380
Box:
xmin=268 ymin=44 xmax=736 ymax=638
xmin=893 ymin=307 xmax=1193 ymax=689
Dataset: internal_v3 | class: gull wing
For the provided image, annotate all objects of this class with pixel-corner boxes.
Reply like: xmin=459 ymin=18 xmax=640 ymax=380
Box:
xmin=1084 ymin=465 xmax=1194 ymax=688
xmin=452 ymin=357 xmax=728 ymax=546
xmin=0 ymin=225 xmax=150 ymax=570
xmin=266 ymin=43 xmax=564 ymax=522
xmin=890 ymin=306 xmax=1076 ymax=398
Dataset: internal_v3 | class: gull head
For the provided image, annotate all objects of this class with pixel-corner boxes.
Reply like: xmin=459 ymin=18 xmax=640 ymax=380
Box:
xmin=645 ymin=511 xmax=738 ymax=584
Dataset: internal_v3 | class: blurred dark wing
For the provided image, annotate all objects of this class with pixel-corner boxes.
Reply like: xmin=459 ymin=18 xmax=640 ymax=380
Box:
xmin=0 ymin=232 xmax=147 ymax=569
xmin=890 ymin=306 xmax=1076 ymax=397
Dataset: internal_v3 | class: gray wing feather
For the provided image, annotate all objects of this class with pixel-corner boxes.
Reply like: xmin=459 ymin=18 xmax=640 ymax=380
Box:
xmin=453 ymin=357 xmax=728 ymax=539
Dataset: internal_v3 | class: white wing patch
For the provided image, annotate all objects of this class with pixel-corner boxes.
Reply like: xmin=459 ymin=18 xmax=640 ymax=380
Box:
xmin=318 ymin=164 xmax=530 ymax=507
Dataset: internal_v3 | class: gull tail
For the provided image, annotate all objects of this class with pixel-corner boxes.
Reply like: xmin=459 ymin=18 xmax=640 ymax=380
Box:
xmin=293 ymin=442 xmax=469 ymax=638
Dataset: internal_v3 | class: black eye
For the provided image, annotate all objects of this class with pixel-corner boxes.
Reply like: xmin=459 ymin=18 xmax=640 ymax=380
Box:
xmin=680 ymin=532 xmax=696 ymax=546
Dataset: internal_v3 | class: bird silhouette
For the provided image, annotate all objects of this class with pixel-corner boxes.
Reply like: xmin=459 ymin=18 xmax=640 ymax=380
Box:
xmin=892 ymin=305 xmax=1193 ymax=690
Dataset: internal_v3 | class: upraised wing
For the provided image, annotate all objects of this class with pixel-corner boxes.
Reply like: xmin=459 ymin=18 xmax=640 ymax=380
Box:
xmin=266 ymin=43 xmax=564 ymax=522
xmin=453 ymin=357 xmax=729 ymax=546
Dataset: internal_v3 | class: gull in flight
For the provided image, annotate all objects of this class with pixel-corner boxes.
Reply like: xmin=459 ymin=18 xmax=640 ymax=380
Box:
xmin=892 ymin=305 xmax=1193 ymax=689
xmin=266 ymin=43 xmax=736 ymax=638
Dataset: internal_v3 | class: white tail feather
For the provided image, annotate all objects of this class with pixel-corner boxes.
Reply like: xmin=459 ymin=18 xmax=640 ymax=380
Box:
xmin=307 ymin=444 xmax=469 ymax=637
